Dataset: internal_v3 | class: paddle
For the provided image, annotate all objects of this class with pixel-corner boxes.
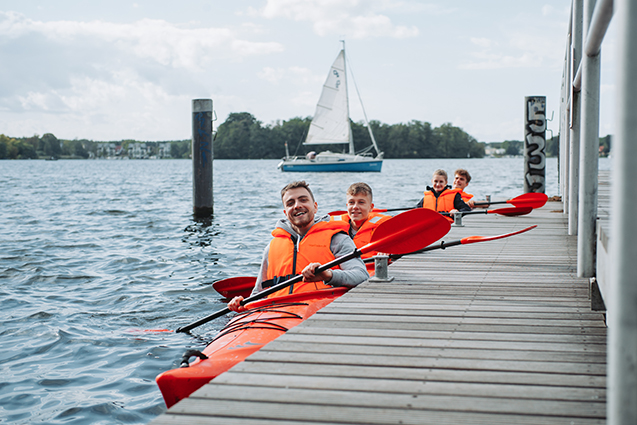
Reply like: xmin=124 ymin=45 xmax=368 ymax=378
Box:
xmin=331 ymin=206 xmax=531 ymax=218
xmin=363 ymin=225 xmax=537 ymax=262
xmin=212 ymin=276 xmax=256 ymax=299
xmin=175 ymin=208 xmax=451 ymax=333
xmin=441 ymin=206 xmax=533 ymax=217
xmin=473 ymin=193 xmax=548 ymax=209
xmin=330 ymin=194 xmax=548 ymax=217
xmin=328 ymin=207 xmax=410 ymax=216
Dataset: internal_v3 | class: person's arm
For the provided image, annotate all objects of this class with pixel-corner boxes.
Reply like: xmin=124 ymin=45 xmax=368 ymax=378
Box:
xmin=416 ymin=197 xmax=424 ymax=208
xmin=228 ymin=244 xmax=269 ymax=312
xmin=326 ymin=232 xmax=369 ymax=287
xmin=453 ymin=193 xmax=472 ymax=212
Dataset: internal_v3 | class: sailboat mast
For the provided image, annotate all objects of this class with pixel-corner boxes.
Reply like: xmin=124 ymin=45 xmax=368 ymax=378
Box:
xmin=342 ymin=41 xmax=355 ymax=155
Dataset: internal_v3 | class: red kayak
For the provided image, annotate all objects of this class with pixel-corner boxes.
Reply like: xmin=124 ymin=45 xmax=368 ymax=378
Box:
xmin=156 ymin=287 xmax=348 ymax=408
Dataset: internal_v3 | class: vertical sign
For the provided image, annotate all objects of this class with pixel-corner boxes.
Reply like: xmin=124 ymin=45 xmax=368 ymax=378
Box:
xmin=192 ymin=99 xmax=213 ymax=216
xmin=524 ymin=96 xmax=547 ymax=193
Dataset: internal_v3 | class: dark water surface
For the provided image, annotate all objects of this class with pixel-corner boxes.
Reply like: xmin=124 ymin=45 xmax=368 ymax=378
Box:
xmin=0 ymin=157 xmax=605 ymax=424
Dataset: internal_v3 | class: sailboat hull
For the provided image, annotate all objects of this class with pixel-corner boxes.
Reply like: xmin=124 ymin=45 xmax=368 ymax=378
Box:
xmin=278 ymin=151 xmax=383 ymax=172
xmin=278 ymin=157 xmax=382 ymax=172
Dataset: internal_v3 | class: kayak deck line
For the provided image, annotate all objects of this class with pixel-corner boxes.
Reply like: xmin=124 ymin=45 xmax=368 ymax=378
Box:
xmin=151 ymin=195 xmax=608 ymax=424
xmin=210 ymin=301 xmax=309 ymax=340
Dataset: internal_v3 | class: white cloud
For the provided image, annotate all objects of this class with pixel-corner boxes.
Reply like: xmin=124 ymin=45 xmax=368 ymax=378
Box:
xmin=0 ymin=11 xmax=284 ymax=70
xmin=257 ymin=66 xmax=323 ymax=85
xmin=470 ymin=37 xmax=493 ymax=49
xmin=259 ymin=0 xmax=418 ymax=39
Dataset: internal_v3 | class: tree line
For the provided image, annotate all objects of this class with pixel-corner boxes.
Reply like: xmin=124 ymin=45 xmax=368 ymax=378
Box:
xmin=212 ymin=112 xmax=485 ymax=159
xmin=0 ymin=112 xmax=611 ymax=160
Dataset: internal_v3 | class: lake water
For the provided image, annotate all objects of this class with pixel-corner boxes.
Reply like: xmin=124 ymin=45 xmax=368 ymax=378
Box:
xmin=0 ymin=157 xmax=609 ymax=424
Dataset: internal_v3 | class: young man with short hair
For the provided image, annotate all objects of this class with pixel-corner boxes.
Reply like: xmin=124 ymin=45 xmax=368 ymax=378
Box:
xmin=453 ymin=168 xmax=475 ymax=208
xmin=336 ymin=182 xmax=392 ymax=275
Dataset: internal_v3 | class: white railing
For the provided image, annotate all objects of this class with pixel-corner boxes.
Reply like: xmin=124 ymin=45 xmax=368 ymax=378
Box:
xmin=560 ymin=1 xmax=637 ymax=423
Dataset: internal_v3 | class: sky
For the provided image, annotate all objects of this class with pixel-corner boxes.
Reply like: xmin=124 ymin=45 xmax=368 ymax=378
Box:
xmin=0 ymin=0 xmax=617 ymax=143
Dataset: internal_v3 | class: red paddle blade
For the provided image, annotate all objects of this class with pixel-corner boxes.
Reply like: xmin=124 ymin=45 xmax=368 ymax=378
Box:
xmin=461 ymin=225 xmax=537 ymax=245
xmin=364 ymin=208 xmax=450 ymax=255
xmin=212 ymin=276 xmax=256 ymax=299
xmin=508 ymin=193 xmax=548 ymax=208
xmin=328 ymin=210 xmax=347 ymax=216
xmin=488 ymin=206 xmax=533 ymax=216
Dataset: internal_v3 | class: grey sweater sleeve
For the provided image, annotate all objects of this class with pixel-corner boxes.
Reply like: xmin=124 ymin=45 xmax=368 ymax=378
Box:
xmin=250 ymin=244 xmax=270 ymax=297
xmin=326 ymin=232 xmax=369 ymax=288
xmin=250 ymin=232 xmax=368 ymax=296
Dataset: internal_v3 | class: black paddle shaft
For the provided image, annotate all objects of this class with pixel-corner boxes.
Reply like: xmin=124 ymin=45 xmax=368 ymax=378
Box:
xmin=176 ymin=248 xmax=362 ymax=333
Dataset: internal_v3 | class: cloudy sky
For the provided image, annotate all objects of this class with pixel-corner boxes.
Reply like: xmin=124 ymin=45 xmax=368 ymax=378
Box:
xmin=0 ymin=0 xmax=617 ymax=143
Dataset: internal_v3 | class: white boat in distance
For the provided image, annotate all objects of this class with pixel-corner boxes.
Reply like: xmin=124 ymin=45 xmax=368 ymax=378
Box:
xmin=277 ymin=47 xmax=383 ymax=172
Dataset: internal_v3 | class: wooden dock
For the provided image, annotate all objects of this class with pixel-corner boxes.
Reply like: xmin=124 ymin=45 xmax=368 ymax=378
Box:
xmin=151 ymin=200 xmax=607 ymax=424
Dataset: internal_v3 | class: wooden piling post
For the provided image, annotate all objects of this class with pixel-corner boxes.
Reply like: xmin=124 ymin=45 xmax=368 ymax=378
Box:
xmin=524 ymin=96 xmax=547 ymax=193
xmin=192 ymin=99 xmax=213 ymax=216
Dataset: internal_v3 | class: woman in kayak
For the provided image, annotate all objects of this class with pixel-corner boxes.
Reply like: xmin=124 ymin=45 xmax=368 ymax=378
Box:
xmin=228 ymin=181 xmax=368 ymax=313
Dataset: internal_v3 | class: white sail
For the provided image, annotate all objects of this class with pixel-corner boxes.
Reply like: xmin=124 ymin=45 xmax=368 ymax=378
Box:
xmin=304 ymin=50 xmax=352 ymax=150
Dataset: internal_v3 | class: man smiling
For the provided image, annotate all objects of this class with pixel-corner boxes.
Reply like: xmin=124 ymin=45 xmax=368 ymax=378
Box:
xmin=228 ymin=181 xmax=368 ymax=312
xmin=452 ymin=168 xmax=475 ymax=208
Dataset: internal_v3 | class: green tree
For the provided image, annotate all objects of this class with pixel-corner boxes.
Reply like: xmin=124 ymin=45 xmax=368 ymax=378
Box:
xmin=269 ymin=117 xmax=311 ymax=158
xmin=501 ymin=140 xmax=523 ymax=156
xmin=40 ymin=133 xmax=61 ymax=157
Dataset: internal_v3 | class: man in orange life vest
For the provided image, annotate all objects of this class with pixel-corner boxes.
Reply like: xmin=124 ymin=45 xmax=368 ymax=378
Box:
xmin=416 ymin=169 xmax=472 ymax=215
xmin=336 ymin=182 xmax=392 ymax=275
xmin=228 ymin=181 xmax=368 ymax=313
xmin=452 ymin=168 xmax=476 ymax=208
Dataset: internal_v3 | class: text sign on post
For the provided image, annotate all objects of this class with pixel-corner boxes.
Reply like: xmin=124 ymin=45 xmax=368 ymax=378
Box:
xmin=524 ymin=96 xmax=546 ymax=193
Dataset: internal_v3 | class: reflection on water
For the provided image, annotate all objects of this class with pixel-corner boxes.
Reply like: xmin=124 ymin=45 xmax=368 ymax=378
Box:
xmin=0 ymin=157 xmax=608 ymax=424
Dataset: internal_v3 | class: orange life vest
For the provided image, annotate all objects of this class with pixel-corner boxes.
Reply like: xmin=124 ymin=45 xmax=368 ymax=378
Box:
xmin=422 ymin=188 xmax=459 ymax=212
xmin=458 ymin=190 xmax=473 ymax=202
xmin=265 ymin=220 xmax=347 ymax=298
xmin=338 ymin=212 xmax=391 ymax=275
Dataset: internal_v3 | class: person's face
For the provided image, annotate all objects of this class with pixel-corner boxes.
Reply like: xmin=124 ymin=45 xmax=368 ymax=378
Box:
xmin=282 ymin=187 xmax=317 ymax=232
xmin=346 ymin=193 xmax=374 ymax=224
xmin=453 ymin=174 xmax=468 ymax=190
xmin=432 ymin=174 xmax=447 ymax=192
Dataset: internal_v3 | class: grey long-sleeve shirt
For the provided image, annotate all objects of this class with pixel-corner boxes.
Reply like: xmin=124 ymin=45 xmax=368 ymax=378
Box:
xmin=250 ymin=214 xmax=369 ymax=296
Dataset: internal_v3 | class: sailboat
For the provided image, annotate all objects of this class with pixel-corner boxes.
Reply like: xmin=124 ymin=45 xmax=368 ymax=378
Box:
xmin=277 ymin=46 xmax=383 ymax=172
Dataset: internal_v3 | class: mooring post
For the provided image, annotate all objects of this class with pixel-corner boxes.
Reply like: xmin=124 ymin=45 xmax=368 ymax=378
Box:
xmin=524 ymin=96 xmax=547 ymax=194
xmin=192 ymin=99 xmax=214 ymax=216
xmin=452 ymin=211 xmax=464 ymax=227
xmin=368 ymin=255 xmax=394 ymax=282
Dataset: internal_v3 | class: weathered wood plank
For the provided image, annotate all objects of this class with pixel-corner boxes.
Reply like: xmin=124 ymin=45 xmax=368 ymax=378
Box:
xmin=229 ymin=361 xmax=606 ymax=388
xmin=256 ymin=341 xmax=606 ymax=364
xmin=213 ymin=372 xmax=607 ymax=401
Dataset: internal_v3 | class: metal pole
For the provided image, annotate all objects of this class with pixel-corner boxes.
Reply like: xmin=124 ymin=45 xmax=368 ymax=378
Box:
xmin=558 ymin=49 xmax=571 ymax=214
xmin=192 ymin=99 xmax=214 ymax=216
xmin=561 ymin=19 xmax=573 ymax=215
xmin=609 ymin=0 xmax=637 ymax=422
xmin=577 ymin=0 xmax=600 ymax=278
xmin=569 ymin=0 xmax=583 ymax=235
xmin=524 ymin=96 xmax=546 ymax=193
